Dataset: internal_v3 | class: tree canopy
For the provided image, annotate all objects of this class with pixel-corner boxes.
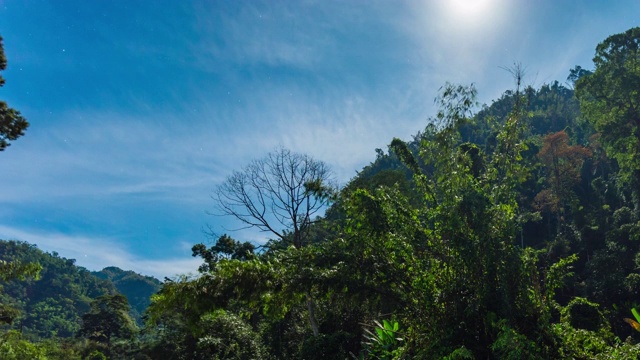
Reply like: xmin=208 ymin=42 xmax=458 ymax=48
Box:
xmin=0 ymin=35 xmax=29 ymax=151
xmin=212 ymin=147 xmax=334 ymax=249
xmin=5 ymin=27 xmax=640 ymax=360
xmin=576 ymin=26 xmax=640 ymax=211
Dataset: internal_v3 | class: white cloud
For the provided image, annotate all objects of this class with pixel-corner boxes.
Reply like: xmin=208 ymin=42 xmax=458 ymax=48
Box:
xmin=0 ymin=68 xmax=430 ymax=208
xmin=5 ymin=0 xmax=640 ymax=274
xmin=269 ymin=94 xmax=421 ymax=182
xmin=188 ymin=1 xmax=331 ymax=72
xmin=0 ymin=224 xmax=201 ymax=279
xmin=0 ymin=111 xmax=228 ymax=204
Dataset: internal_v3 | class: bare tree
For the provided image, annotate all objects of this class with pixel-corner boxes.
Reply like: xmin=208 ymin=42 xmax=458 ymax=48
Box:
xmin=212 ymin=148 xmax=334 ymax=336
xmin=212 ymin=147 xmax=334 ymax=249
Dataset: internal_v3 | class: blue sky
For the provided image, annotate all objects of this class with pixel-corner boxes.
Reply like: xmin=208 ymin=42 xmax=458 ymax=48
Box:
xmin=0 ymin=0 xmax=638 ymax=279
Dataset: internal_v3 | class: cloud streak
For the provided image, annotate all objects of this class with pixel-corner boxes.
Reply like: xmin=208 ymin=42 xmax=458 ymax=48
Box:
xmin=2 ymin=0 xmax=640 ymax=275
xmin=0 ymin=224 xmax=201 ymax=279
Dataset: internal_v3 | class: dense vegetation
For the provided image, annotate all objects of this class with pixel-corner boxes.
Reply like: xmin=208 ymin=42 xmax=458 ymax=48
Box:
xmin=1 ymin=27 xmax=640 ymax=359
xmin=93 ymin=267 xmax=162 ymax=325
xmin=0 ymin=35 xmax=28 ymax=151
xmin=0 ymin=240 xmax=161 ymax=359
xmin=0 ymin=240 xmax=117 ymax=339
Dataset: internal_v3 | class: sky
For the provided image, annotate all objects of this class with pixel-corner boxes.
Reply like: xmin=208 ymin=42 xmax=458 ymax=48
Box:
xmin=0 ymin=0 xmax=638 ymax=279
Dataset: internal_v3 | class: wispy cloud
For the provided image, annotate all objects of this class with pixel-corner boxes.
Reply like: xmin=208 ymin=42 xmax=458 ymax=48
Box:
xmin=0 ymin=224 xmax=201 ymax=279
xmin=3 ymin=0 xmax=640 ymax=276
xmin=188 ymin=1 xmax=327 ymax=72
xmin=0 ymin=110 xmax=228 ymax=203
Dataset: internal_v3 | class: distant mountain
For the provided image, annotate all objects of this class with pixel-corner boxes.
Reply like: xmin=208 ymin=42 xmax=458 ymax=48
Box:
xmin=0 ymin=240 xmax=161 ymax=339
xmin=93 ymin=266 xmax=162 ymax=323
xmin=0 ymin=240 xmax=116 ymax=339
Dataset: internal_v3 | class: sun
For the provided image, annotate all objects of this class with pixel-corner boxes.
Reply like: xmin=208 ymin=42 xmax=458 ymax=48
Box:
xmin=448 ymin=0 xmax=495 ymax=20
xmin=440 ymin=0 xmax=502 ymax=33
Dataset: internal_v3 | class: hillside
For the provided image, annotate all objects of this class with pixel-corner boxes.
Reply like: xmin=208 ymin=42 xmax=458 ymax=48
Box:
xmin=93 ymin=266 xmax=162 ymax=323
xmin=0 ymin=240 xmax=160 ymax=339
xmin=1 ymin=26 xmax=640 ymax=360
xmin=144 ymin=43 xmax=640 ymax=357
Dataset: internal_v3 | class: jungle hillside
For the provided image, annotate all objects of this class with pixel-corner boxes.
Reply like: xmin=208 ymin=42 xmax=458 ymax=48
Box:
xmin=1 ymin=26 xmax=640 ymax=360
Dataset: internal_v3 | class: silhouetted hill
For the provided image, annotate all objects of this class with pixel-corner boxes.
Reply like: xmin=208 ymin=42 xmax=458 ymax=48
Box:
xmin=93 ymin=266 xmax=162 ymax=323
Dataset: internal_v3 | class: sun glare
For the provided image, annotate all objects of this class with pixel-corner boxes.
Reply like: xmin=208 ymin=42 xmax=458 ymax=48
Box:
xmin=449 ymin=0 xmax=493 ymax=16
xmin=443 ymin=0 xmax=498 ymax=29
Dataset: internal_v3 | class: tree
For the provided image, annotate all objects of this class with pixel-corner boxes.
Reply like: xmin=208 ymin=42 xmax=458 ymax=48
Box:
xmin=191 ymin=234 xmax=255 ymax=273
xmin=0 ymin=331 xmax=46 ymax=360
xmin=567 ymin=65 xmax=592 ymax=88
xmin=212 ymin=147 xmax=334 ymax=249
xmin=142 ymin=306 xmax=269 ymax=360
xmin=0 ymin=35 xmax=29 ymax=151
xmin=0 ymin=259 xmax=41 ymax=282
xmin=576 ymin=27 xmax=640 ymax=212
xmin=535 ymin=130 xmax=592 ymax=228
xmin=78 ymin=294 xmax=137 ymax=347
xmin=0 ymin=259 xmax=41 ymax=324
xmin=192 ymin=310 xmax=270 ymax=360
xmin=212 ymin=148 xmax=334 ymax=337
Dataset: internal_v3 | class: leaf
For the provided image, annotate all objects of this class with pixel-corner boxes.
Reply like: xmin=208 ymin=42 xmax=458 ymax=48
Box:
xmin=383 ymin=319 xmax=392 ymax=331
xmin=632 ymin=308 xmax=640 ymax=323
xmin=363 ymin=328 xmax=379 ymax=342
xmin=624 ymin=318 xmax=640 ymax=332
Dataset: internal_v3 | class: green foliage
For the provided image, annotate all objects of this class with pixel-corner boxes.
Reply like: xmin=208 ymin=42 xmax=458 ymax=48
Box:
xmin=0 ymin=35 xmax=29 ymax=151
xmin=576 ymin=27 xmax=640 ymax=210
xmin=0 ymin=330 xmax=89 ymax=360
xmin=0 ymin=240 xmax=117 ymax=338
xmin=145 ymin=37 xmax=640 ymax=356
xmin=361 ymin=320 xmax=404 ymax=360
xmin=0 ymin=260 xmax=42 ymax=282
xmin=8 ymin=27 xmax=640 ymax=360
xmin=552 ymin=321 xmax=640 ymax=359
xmin=545 ymin=254 xmax=578 ymax=303
xmin=0 ymin=330 xmax=46 ymax=360
xmin=561 ymin=297 xmax=604 ymax=332
xmin=93 ymin=266 xmax=161 ymax=324
xmin=567 ymin=65 xmax=593 ymax=86
xmin=0 ymin=259 xmax=41 ymax=325
xmin=191 ymin=234 xmax=255 ymax=273
xmin=84 ymin=350 xmax=107 ymax=360
xmin=37 ymin=338 xmax=83 ymax=360
xmin=490 ymin=320 xmax=541 ymax=359
xmin=299 ymin=331 xmax=354 ymax=360
xmin=193 ymin=310 xmax=269 ymax=360
xmin=159 ymin=73 xmax=607 ymax=358
xmin=142 ymin=307 xmax=269 ymax=360
xmin=441 ymin=346 xmax=474 ymax=360
xmin=78 ymin=294 xmax=137 ymax=345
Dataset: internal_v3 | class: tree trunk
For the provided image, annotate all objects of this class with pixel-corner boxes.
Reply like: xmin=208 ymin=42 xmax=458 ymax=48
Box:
xmin=306 ymin=292 xmax=319 ymax=337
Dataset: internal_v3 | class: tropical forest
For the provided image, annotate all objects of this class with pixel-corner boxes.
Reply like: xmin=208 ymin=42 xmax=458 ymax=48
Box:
xmin=1 ymin=26 xmax=640 ymax=360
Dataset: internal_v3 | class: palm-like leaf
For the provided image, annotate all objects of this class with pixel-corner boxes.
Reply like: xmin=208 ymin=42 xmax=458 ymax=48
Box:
xmin=624 ymin=317 xmax=640 ymax=332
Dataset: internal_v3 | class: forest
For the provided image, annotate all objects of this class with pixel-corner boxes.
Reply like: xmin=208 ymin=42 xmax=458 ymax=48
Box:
xmin=1 ymin=27 xmax=640 ymax=359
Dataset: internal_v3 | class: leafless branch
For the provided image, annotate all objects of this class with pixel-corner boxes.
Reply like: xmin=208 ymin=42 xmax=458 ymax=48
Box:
xmin=211 ymin=147 xmax=335 ymax=248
